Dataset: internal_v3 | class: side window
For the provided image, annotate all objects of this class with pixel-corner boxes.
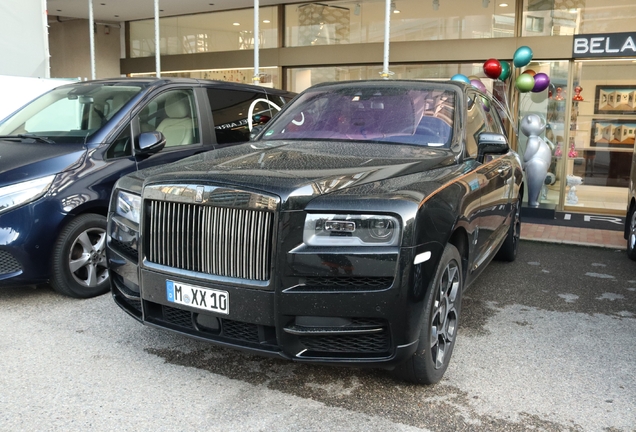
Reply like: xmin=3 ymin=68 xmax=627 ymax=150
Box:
xmin=137 ymin=89 xmax=199 ymax=148
xmin=208 ymin=89 xmax=274 ymax=144
xmin=106 ymin=123 xmax=133 ymax=159
xmin=465 ymin=92 xmax=487 ymax=159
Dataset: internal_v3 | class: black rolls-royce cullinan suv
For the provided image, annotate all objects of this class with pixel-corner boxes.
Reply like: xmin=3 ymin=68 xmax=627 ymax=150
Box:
xmin=107 ymin=80 xmax=523 ymax=384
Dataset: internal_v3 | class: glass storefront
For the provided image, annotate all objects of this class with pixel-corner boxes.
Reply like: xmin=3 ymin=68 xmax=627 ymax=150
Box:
xmin=129 ymin=7 xmax=278 ymax=57
xmin=285 ymin=0 xmax=515 ymax=47
xmin=121 ymin=0 xmax=636 ymax=216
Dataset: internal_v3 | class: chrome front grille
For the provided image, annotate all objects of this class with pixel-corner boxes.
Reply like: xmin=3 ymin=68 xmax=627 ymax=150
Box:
xmin=146 ymin=199 xmax=274 ymax=281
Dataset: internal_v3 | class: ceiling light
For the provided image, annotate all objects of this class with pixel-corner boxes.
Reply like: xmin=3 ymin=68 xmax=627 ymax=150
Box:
xmin=233 ymin=22 xmax=240 ymax=26
xmin=499 ymin=2 xmax=508 ymax=6
xmin=432 ymin=0 xmax=439 ymax=10
xmin=263 ymin=19 xmax=270 ymax=23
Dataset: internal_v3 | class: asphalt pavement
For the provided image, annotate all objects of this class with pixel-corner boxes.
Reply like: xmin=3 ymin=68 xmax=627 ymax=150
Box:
xmin=1 ymin=241 xmax=634 ymax=431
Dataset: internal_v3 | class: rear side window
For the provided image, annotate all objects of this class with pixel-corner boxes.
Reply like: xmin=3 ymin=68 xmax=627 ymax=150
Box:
xmin=208 ymin=89 xmax=277 ymax=145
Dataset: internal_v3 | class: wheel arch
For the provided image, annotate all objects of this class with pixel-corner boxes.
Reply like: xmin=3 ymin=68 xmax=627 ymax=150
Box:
xmin=447 ymin=227 xmax=469 ymax=283
xmin=626 ymin=196 xmax=636 ymax=239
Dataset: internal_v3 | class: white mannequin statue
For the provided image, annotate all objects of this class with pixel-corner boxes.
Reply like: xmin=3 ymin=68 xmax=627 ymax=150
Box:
xmin=520 ymin=114 xmax=553 ymax=207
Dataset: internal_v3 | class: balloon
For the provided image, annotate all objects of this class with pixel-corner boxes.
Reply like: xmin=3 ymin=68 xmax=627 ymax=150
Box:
xmin=522 ymin=69 xmax=536 ymax=77
xmin=451 ymin=73 xmax=470 ymax=84
xmin=532 ymin=73 xmax=550 ymax=93
xmin=515 ymin=74 xmax=535 ymax=93
xmin=483 ymin=58 xmax=502 ymax=80
xmin=513 ymin=46 xmax=533 ymax=68
xmin=470 ymin=79 xmax=487 ymax=93
xmin=499 ymin=61 xmax=511 ymax=81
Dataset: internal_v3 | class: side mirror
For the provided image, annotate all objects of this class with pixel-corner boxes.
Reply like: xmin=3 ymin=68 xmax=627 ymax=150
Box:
xmin=136 ymin=131 xmax=166 ymax=158
xmin=250 ymin=125 xmax=264 ymax=141
xmin=477 ymin=132 xmax=509 ymax=163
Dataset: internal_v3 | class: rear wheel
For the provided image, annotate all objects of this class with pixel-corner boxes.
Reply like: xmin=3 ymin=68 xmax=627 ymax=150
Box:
xmin=50 ymin=214 xmax=110 ymax=298
xmin=495 ymin=193 xmax=522 ymax=262
xmin=392 ymin=244 xmax=462 ymax=385
xmin=627 ymin=205 xmax=636 ymax=261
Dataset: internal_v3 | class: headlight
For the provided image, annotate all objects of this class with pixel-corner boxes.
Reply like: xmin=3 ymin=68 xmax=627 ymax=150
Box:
xmin=304 ymin=213 xmax=400 ymax=246
xmin=0 ymin=175 xmax=56 ymax=214
xmin=115 ymin=190 xmax=141 ymax=224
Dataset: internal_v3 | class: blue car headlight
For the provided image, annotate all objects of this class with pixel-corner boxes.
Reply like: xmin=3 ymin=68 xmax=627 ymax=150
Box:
xmin=115 ymin=190 xmax=141 ymax=224
xmin=0 ymin=175 xmax=56 ymax=214
xmin=304 ymin=213 xmax=400 ymax=246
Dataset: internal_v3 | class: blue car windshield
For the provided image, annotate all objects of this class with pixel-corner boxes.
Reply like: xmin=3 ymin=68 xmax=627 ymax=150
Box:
xmin=261 ymin=84 xmax=455 ymax=147
xmin=0 ymin=83 xmax=144 ymax=144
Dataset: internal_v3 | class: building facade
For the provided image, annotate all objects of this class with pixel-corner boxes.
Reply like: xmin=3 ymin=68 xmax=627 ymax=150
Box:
xmin=66 ymin=0 xmax=636 ymax=215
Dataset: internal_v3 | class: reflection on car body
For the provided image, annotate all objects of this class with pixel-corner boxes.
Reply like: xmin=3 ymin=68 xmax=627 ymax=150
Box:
xmin=107 ymin=80 xmax=523 ymax=384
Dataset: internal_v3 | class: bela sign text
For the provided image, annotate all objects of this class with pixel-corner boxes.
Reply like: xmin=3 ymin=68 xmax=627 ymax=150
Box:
xmin=573 ymin=32 xmax=636 ymax=58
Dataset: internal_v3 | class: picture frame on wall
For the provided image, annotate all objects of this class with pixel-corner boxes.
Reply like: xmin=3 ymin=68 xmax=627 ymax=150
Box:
xmin=594 ymin=85 xmax=636 ymax=114
xmin=590 ymin=119 xmax=636 ymax=148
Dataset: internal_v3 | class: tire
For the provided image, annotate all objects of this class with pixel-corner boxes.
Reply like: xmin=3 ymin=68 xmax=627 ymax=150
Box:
xmin=50 ymin=214 xmax=110 ymax=298
xmin=495 ymin=194 xmax=522 ymax=262
xmin=392 ymin=244 xmax=463 ymax=385
xmin=627 ymin=205 xmax=636 ymax=261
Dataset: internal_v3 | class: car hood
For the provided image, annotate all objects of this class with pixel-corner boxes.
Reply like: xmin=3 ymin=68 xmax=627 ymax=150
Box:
xmin=136 ymin=140 xmax=458 ymax=208
xmin=0 ymin=140 xmax=86 ymax=187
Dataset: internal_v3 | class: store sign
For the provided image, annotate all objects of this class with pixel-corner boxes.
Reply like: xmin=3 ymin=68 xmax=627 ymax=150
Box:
xmin=573 ymin=32 xmax=636 ymax=58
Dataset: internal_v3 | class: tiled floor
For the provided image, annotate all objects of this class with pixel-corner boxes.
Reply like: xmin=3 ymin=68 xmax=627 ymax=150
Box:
xmin=521 ymin=222 xmax=626 ymax=249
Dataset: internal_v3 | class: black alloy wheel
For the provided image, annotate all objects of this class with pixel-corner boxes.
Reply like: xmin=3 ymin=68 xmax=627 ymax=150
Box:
xmin=628 ymin=206 xmax=636 ymax=261
xmin=392 ymin=244 xmax=463 ymax=385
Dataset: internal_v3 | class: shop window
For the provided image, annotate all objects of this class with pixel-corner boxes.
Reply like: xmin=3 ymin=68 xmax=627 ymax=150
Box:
xmin=130 ymin=67 xmax=281 ymax=91
xmin=525 ymin=16 xmax=544 ymax=33
xmin=522 ymin=0 xmax=636 ymax=36
xmin=285 ymin=0 xmax=516 ymax=47
xmin=129 ymin=7 xmax=278 ymax=58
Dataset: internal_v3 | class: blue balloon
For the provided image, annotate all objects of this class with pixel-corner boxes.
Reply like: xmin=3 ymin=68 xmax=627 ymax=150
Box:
xmin=451 ymin=74 xmax=470 ymax=84
xmin=513 ymin=46 xmax=533 ymax=68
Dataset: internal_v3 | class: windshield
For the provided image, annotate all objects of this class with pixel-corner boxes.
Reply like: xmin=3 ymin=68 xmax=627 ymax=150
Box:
xmin=0 ymin=83 xmax=144 ymax=144
xmin=261 ymin=84 xmax=456 ymax=147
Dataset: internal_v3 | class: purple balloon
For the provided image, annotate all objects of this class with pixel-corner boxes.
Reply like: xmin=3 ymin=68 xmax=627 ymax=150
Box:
xmin=470 ymin=79 xmax=487 ymax=93
xmin=532 ymin=73 xmax=550 ymax=93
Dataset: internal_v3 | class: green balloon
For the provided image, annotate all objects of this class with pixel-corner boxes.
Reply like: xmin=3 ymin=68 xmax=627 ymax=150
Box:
xmin=499 ymin=61 xmax=511 ymax=81
xmin=516 ymin=73 xmax=535 ymax=92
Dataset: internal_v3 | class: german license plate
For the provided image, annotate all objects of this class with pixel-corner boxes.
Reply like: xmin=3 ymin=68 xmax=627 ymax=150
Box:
xmin=166 ymin=280 xmax=229 ymax=315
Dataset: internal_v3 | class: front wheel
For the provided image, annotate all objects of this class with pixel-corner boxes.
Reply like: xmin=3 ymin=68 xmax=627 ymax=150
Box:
xmin=627 ymin=205 xmax=636 ymax=261
xmin=50 ymin=214 xmax=110 ymax=298
xmin=392 ymin=244 xmax=463 ymax=385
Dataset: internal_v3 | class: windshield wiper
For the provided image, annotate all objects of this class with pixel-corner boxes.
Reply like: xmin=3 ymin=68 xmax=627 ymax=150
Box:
xmin=0 ymin=134 xmax=55 ymax=144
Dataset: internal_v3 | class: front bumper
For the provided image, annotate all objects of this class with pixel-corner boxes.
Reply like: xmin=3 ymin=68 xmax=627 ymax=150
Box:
xmin=108 ymin=235 xmax=443 ymax=367
xmin=0 ymin=199 xmax=67 ymax=286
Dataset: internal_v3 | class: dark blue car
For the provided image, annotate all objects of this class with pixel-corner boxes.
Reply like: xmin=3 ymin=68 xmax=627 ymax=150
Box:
xmin=0 ymin=77 xmax=294 ymax=298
